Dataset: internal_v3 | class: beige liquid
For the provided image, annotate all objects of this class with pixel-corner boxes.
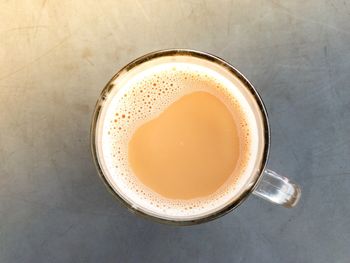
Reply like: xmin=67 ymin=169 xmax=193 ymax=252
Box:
xmin=100 ymin=61 xmax=259 ymax=218
xmin=129 ymin=91 xmax=240 ymax=199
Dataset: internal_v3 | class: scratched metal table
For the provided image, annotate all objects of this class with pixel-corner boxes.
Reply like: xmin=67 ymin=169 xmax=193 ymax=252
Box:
xmin=1 ymin=1 xmax=350 ymax=262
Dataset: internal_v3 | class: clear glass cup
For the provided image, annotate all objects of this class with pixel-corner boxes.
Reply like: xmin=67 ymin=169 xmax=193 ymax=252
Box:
xmin=90 ymin=49 xmax=301 ymax=225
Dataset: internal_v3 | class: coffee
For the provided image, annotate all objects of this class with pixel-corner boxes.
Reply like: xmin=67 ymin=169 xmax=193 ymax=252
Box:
xmin=96 ymin=57 xmax=264 ymax=220
xmin=129 ymin=91 xmax=240 ymax=200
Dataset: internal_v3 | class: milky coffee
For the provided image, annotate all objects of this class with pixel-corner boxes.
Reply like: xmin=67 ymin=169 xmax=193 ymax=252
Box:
xmin=96 ymin=56 xmax=264 ymax=220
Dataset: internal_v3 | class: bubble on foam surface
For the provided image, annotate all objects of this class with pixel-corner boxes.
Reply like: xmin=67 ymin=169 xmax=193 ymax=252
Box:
xmin=100 ymin=62 xmax=259 ymax=219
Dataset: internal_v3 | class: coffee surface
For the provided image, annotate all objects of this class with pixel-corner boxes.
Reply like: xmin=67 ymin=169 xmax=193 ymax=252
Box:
xmin=129 ymin=91 xmax=240 ymax=199
xmin=99 ymin=61 xmax=259 ymax=219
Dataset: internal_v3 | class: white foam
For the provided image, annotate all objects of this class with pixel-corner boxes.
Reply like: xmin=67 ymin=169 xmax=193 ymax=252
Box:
xmin=95 ymin=58 xmax=264 ymax=221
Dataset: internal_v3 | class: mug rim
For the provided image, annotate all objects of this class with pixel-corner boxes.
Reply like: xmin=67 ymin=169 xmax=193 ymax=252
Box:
xmin=90 ymin=49 xmax=270 ymax=225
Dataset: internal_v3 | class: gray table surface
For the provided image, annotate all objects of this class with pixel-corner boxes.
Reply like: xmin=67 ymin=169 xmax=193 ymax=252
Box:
xmin=1 ymin=1 xmax=350 ymax=262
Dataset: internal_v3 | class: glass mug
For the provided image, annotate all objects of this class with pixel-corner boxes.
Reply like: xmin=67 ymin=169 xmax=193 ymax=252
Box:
xmin=91 ymin=49 xmax=301 ymax=225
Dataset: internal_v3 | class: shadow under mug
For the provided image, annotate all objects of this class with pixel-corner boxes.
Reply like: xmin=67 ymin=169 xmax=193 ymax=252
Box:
xmin=90 ymin=49 xmax=301 ymax=225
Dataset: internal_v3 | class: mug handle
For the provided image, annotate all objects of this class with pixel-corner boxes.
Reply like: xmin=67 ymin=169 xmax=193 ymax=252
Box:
xmin=252 ymin=169 xmax=301 ymax=208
